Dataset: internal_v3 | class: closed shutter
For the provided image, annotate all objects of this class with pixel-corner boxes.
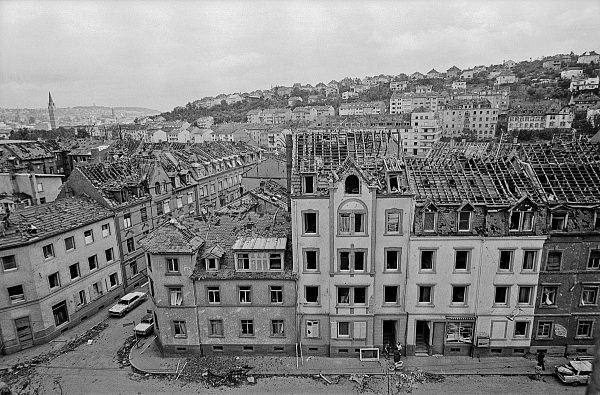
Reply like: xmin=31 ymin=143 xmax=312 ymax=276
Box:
xmin=330 ymin=322 xmax=337 ymax=339
xmin=353 ymin=322 xmax=367 ymax=339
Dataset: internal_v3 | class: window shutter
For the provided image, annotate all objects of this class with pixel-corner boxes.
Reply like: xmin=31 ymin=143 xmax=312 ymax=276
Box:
xmin=330 ymin=322 xmax=337 ymax=339
xmin=353 ymin=322 xmax=367 ymax=339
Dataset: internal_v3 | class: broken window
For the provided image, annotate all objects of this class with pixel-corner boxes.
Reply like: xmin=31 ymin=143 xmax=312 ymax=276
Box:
xmin=545 ymin=251 xmax=561 ymax=271
xmin=589 ymin=250 xmax=600 ymax=270
xmin=452 ymin=286 xmax=467 ymax=304
xmin=499 ymin=250 xmax=513 ymax=271
xmin=304 ymin=250 xmax=318 ymax=271
xmin=418 ymin=286 xmax=433 ymax=304
xmin=344 ymin=175 xmax=360 ymax=194
xmin=494 ymin=286 xmax=509 ymax=305
xmin=303 ymin=175 xmax=314 ymax=194
xmin=386 ymin=210 xmax=401 ymax=234
xmin=386 ymin=249 xmax=400 ymax=270
xmin=303 ymin=212 xmax=317 ymax=234
xmin=169 ymin=287 xmax=183 ymax=306
xmin=305 ymin=286 xmax=319 ymax=303
xmin=420 ymin=250 xmax=435 ymax=271
xmin=306 ymin=320 xmax=320 ymax=338
xmin=384 ymin=286 xmax=398 ymax=303
xmin=541 ymin=286 xmax=557 ymax=306
xmin=8 ymin=285 xmax=25 ymax=303
xmin=270 ymin=286 xmax=283 ymax=303
xmin=446 ymin=322 xmax=473 ymax=343
xmin=455 ymin=250 xmax=469 ymax=271
xmin=551 ymin=213 xmax=567 ymax=231
xmin=269 ymin=254 xmax=282 ymax=270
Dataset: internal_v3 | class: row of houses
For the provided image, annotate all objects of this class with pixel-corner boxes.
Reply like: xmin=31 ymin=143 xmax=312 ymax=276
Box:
xmin=143 ymin=135 xmax=600 ymax=359
xmin=507 ymin=101 xmax=575 ymax=132
xmin=0 ymin=141 xmax=263 ymax=354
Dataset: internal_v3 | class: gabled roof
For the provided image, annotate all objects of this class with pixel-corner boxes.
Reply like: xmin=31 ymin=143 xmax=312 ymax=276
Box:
xmin=140 ymin=218 xmax=204 ymax=254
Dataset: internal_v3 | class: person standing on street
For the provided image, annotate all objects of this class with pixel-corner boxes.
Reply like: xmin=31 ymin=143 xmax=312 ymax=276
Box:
xmin=537 ymin=350 xmax=546 ymax=371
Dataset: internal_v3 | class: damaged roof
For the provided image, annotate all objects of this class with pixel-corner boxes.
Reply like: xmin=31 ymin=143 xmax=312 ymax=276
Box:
xmin=0 ymin=196 xmax=114 ymax=249
xmin=139 ymin=218 xmax=204 ymax=254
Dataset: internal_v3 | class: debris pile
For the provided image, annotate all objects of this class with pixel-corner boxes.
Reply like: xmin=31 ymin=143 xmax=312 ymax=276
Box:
xmin=117 ymin=335 xmax=138 ymax=368
xmin=177 ymin=356 xmax=254 ymax=387
xmin=395 ymin=369 xmax=445 ymax=393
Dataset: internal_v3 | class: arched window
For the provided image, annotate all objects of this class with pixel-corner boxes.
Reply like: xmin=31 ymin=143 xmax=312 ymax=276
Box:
xmin=345 ymin=175 xmax=360 ymax=194
xmin=154 ymin=182 xmax=161 ymax=194
xmin=338 ymin=200 xmax=367 ymax=235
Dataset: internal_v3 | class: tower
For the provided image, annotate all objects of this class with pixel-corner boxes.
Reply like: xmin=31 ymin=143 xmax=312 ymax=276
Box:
xmin=48 ymin=92 xmax=57 ymax=129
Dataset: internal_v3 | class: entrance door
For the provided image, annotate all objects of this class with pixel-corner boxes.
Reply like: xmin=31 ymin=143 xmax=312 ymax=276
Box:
xmin=415 ymin=321 xmax=430 ymax=355
xmin=431 ymin=322 xmax=445 ymax=355
xmin=382 ymin=320 xmax=396 ymax=348
xmin=15 ymin=317 xmax=33 ymax=349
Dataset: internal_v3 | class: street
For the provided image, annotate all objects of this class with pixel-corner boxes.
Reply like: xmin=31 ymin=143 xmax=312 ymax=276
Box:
xmin=0 ymin=294 xmax=583 ymax=395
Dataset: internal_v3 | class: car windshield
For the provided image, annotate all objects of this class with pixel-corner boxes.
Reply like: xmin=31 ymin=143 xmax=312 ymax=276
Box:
xmin=118 ymin=300 xmax=130 ymax=305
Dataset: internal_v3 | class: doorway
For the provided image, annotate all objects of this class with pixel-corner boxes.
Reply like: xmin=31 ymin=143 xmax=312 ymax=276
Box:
xmin=15 ymin=317 xmax=33 ymax=349
xmin=382 ymin=320 xmax=396 ymax=349
xmin=415 ymin=320 xmax=430 ymax=355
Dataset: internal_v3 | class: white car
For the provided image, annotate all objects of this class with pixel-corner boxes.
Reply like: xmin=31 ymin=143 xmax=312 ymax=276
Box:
xmin=134 ymin=313 xmax=154 ymax=336
xmin=109 ymin=292 xmax=146 ymax=317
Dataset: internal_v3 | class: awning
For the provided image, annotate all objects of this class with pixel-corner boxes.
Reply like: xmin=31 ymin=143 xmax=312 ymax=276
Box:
xmin=446 ymin=316 xmax=476 ymax=321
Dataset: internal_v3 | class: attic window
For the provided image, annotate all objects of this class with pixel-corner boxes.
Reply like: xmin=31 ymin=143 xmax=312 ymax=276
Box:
xmin=303 ymin=175 xmax=315 ymax=194
xmin=345 ymin=175 xmax=360 ymax=194
xmin=154 ymin=182 xmax=161 ymax=194
xmin=389 ymin=175 xmax=399 ymax=192
xmin=205 ymin=258 xmax=218 ymax=271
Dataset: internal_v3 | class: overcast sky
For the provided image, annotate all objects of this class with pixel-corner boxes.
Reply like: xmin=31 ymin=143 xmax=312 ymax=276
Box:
xmin=1 ymin=0 xmax=598 ymax=111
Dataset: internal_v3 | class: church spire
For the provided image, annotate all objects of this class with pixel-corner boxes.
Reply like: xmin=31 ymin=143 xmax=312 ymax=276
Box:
xmin=48 ymin=92 xmax=57 ymax=130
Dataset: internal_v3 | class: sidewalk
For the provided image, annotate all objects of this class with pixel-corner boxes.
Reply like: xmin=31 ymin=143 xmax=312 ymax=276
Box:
xmin=129 ymin=338 xmax=568 ymax=377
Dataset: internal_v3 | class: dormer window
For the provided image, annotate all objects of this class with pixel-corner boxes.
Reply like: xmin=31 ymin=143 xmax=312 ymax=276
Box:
xmin=205 ymin=258 xmax=218 ymax=271
xmin=154 ymin=182 xmax=161 ymax=194
xmin=457 ymin=204 xmax=474 ymax=232
xmin=303 ymin=175 xmax=315 ymax=194
xmin=550 ymin=212 xmax=567 ymax=231
xmin=389 ymin=175 xmax=400 ymax=192
xmin=509 ymin=200 xmax=536 ymax=232
xmin=344 ymin=175 xmax=360 ymax=194
xmin=423 ymin=203 xmax=438 ymax=232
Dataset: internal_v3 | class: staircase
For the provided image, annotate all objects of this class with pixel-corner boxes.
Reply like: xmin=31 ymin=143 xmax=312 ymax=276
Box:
xmin=415 ymin=333 xmax=429 ymax=356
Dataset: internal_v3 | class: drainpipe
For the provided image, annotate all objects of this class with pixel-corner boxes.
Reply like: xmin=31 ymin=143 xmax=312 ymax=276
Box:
xmin=285 ymin=134 xmax=293 ymax=213
xmin=402 ymin=198 xmax=414 ymax=353
xmin=474 ymin=238 xmax=485 ymax=357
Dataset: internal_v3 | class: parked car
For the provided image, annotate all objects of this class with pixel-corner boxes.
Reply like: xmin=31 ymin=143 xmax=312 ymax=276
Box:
xmin=108 ymin=292 xmax=146 ymax=317
xmin=554 ymin=360 xmax=592 ymax=386
xmin=134 ymin=313 xmax=154 ymax=336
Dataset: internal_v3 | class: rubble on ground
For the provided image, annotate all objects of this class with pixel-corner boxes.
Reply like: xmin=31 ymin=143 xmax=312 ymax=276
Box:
xmin=395 ymin=369 xmax=445 ymax=393
xmin=176 ymin=355 xmax=254 ymax=387
xmin=116 ymin=335 xmax=137 ymax=368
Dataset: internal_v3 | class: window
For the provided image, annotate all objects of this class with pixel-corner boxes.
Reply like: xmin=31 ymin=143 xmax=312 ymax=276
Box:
xmin=269 ymin=254 xmax=282 ymax=270
xmin=576 ymin=320 xmax=593 ymax=338
xmin=588 ymin=250 xmax=600 ymax=270
xmin=498 ymin=250 xmax=513 ymax=271
xmin=385 ymin=210 xmax=402 ymax=234
xmin=338 ymin=210 xmax=365 ymax=235
xmin=69 ymin=263 xmax=80 ymax=280
xmin=101 ymin=223 xmax=111 ymax=237
xmin=536 ymin=321 xmax=553 ymax=339
xmin=420 ymin=250 xmax=435 ymax=271
xmin=494 ymin=286 xmax=510 ymax=305
xmin=167 ymin=258 xmax=179 ymax=273
xmin=8 ymin=285 xmax=25 ymax=303
xmin=1 ymin=255 xmax=16 ymax=271
xmin=509 ymin=210 xmax=534 ymax=231
xmin=209 ymin=320 xmax=223 ymax=336
xmin=140 ymin=207 xmax=147 ymax=222
xmin=163 ymin=200 xmax=170 ymax=214
xmin=305 ymin=286 xmax=319 ymax=304
xmin=205 ymin=258 xmax=218 ymax=271
xmin=43 ymin=244 xmax=55 ymax=259
xmin=454 ymin=250 xmax=470 ymax=271
xmin=457 ymin=209 xmax=472 ymax=231
xmin=104 ymin=248 xmax=114 ymax=263
xmin=48 ymin=272 xmax=61 ymax=289
xmin=239 ymin=286 xmax=251 ymax=303
xmin=541 ymin=286 xmax=557 ymax=306
xmin=517 ymin=286 xmax=533 ymax=304
xmin=337 ymin=286 xmax=367 ymax=305
xmin=203 ymin=286 xmax=220 ymax=303
xmin=236 ymin=253 xmax=250 ymax=270
xmin=176 ymin=196 xmax=183 ymax=209
xmin=303 ymin=175 xmax=315 ymax=194
xmin=513 ymin=321 xmax=529 ymax=337
xmin=37 ymin=182 xmax=44 ymax=192
xmin=173 ymin=320 xmax=187 ymax=338
xmin=595 ymin=212 xmax=600 ymax=230
xmin=84 ymin=230 xmax=94 ymax=244
xmin=303 ymin=211 xmax=317 ymax=234
xmin=241 ymin=320 xmax=254 ymax=336
xmin=122 ymin=238 xmax=134 ymax=255
xmin=545 ymin=251 xmax=561 ymax=271
xmin=64 ymin=236 xmax=75 ymax=251
xmin=271 ymin=320 xmax=285 ymax=336
xmin=385 ymin=249 xmax=400 ymax=271
xmin=384 ymin=286 xmax=398 ymax=304
xmin=109 ymin=272 xmax=119 ymax=288
xmin=92 ymin=281 xmax=104 ymax=298
xmin=270 ymin=286 xmax=283 ymax=303
xmin=418 ymin=285 xmax=433 ymax=304
xmin=187 ymin=191 xmax=194 ymax=204
xmin=123 ymin=213 xmax=132 ymax=228
xmin=581 ymin=286 xmax=598 ymax=305
xmin=52 ymin=301 xmax=69 ymax=327
xmin=306 ymin=320 xmax=320 ymax=338
xmin=423 ymin=206 xmax=437 ymax=232
xmin=522 ymin=250 xmax=537 ymax=271
xmin=550 ymin=213 xmax=566 ymax=231
xmin=304 ymin=249 xmax=318 ymax=271
xmin=76 ymin=289 xmax=87 ymax=307
xmin=154 ymin=182 xmax=161 ymax=194
xmin=156 ymin=202 xmax=164 ymax=216
xmin=451 ymin=286 xmax=467 ymax=305
xmin=169 ymin=287 xmax=183 ymax=306
xmin=339 ymin=250 xmax=365 ymax=272
xmin=338 ymin=322 xmax=350 ymax=337
xmin=344 ymin=175 xmax=360 ymax=194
